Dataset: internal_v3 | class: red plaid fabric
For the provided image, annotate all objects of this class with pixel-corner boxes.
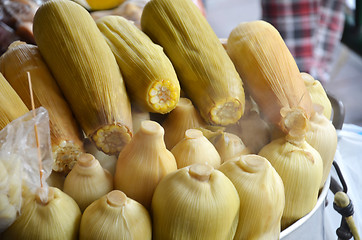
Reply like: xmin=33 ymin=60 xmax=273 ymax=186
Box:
xmin=262 ymin=0 xmax=345 ymax=83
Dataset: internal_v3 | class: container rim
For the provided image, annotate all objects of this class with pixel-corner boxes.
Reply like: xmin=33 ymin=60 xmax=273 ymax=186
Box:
xmin=280 ymin=175 xmax=331 ymax=238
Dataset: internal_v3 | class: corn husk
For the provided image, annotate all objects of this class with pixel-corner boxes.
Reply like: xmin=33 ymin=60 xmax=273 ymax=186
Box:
xmin=141 ymin=0 xmax=245 ymax=125
xmin=0 ymin=160 xmax=18 ymax=233
xmin=2 ymin=187 xmax=81 ymax=240
xmin=33 ymin=0 xmax=133 ymax=156
xmin=97 ymin=15 xmax=180 ymax=114
xmin=301 ymin=72 xmax=332 ymax=119
xmin=219 ymin=154 xmax=285 ymax=239
xmin=171 ymin=129 xmax=221 ymax=168
xmin=270 ymin=105 xmax=337 ymax=189
xmin=80 ymin=190 xmax=152 ymax=240
xmin=0 ymin=41 xmax=84 ymax=173
xmin=63 ymin=153 xmax=113 ymax=212
xmin=114 ymin=120 xmax=177 ymax=209
xmin=162 ymin=98 xmax=206 ymax=150
xmin=305 ymin=108 xmax=337 ymax=188
xmin=83 ymin=138 xmax=118 ymax=176
xmin=0 ymin=72 xmax=29 ymax=130
xmin=198 ymin=125 xmax=250 ymax=162
xmin=91 ymin=1 xmax=143 ymax=28
xmin=227 ymin=21 xmax=312 ymax=130
xmin=152 ymin=163 xmax=240 ymax=240
xmin=207 ymin=131 xmax=250 ymax=163
xmin=259 ymin=108 xmax=323 ymax=229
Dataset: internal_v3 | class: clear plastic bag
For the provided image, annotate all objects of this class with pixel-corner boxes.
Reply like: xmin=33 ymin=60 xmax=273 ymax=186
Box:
xmin=0 ymin=107 xmax=53 ymax=232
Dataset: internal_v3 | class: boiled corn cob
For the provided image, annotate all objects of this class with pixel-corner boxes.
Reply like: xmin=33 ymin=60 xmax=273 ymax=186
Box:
xmin=33 ymin=0 xmax=132 ymax=156
xmin=0 ymin=72 xmax=29 ymax=130
xmin=227 ymin=21 xmax=313 ymax=131
xmin=0 ymin=41 xmax=84 ymax=173
xmin=97 ymin=16 xmax=180 ymax=114
xmin=141 ymin=0 xmax=245 ymax=126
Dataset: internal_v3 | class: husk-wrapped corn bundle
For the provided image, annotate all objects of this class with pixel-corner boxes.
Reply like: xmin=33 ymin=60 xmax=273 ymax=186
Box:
xmin=0 ymin=195 xmax=17 ymax=233
xmin=97 ymin=16 xmax=180 ymax=114
xmin=305 ymin=108 xmax=337 ymax=188
xmin=227 ymin=21 xmax=313 ymax=131
xmin=208 ymin=131 xmax=250 ymax=163
xmin=162 ymin=98 xmax=206 ymax=150
xmin=269 ymin=105 xmax=337 ymax=189
xmin=219 ymin=154 xmax=285 ymax=240
xmin=2 ymin=187 xmax=81 ymax=240
xmin=198 ymin=126 xmax=250 ymax=163
xmin=80 ymin=190 xmax=152 ymax=240
xmin=33 ymin=0 xmax=133 ymax=156
xmin=141 ymin=0 xmax=245 ymax=126
xmin=63 ymin=153 xmax=113 ymax=212
xmin=152 ymin=163 xmax=240 ymax=240
xmin=0 ymin=72 xmax=29 ymax=130
xmin=0 ymin=41 xmax=84 ymax=173
xmin=83 ymin=138 xmax=118 ymax=175
xmin=171 ymin=129 xmax=221 ymax=168
xmin=0 ymin=160 xmax=20 ymax=233
xmin=301 ymin=72 xmax=332 ymax=119
xmin=259 ymin=107 xmax=323 ymax=229
xmin=114 ymin=120 xmax=177 ymax=209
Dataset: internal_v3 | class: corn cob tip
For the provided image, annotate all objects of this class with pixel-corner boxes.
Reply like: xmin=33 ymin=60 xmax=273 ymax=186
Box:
xmin=209 ymin=98 xmax=243 ymax=125
xmin=35 ymin=187 xmax=54 ymax=205
xmin=148 ymin=79 xmax=179 ymax=113
xmin=91 ymin=124 xmax=132 ymax=155
xmin=189 ymin=163 xmax=214 ymax=182
xmin=106 ymin=190 xmax=127 ymax=207
xmin=52 ymin=141 xmax=83 ymax=173
xmin=77 ymin=153 xmax=96 ymax=167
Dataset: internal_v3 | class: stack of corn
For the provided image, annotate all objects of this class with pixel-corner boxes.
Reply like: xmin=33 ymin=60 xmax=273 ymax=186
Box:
xmin=0 ymin=0 xmax=339 ymax=238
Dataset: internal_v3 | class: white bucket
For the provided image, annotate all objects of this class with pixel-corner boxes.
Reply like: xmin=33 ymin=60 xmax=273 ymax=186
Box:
xmin=280 ymin=176 xmax=331 ymax=239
